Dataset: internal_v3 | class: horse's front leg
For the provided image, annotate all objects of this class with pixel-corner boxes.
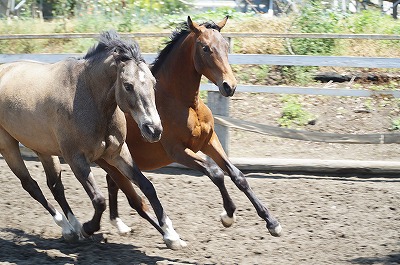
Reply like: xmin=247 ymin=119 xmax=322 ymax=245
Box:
xmin=64 ymin=154 xmax=106 ymax=237
xmin=202 ymin=132 xmax=282 ymax=237
xmin=167 ymin=142 xmax=237 ymax=228
xmin=103 ymin=144 xmax=186 ymax=250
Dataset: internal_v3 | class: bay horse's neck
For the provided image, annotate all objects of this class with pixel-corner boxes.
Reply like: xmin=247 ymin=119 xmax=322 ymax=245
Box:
xmin=157 ymin=33 xmax=202 ymax=108
xmin=83 ymin=55 xmax=118 ymax=117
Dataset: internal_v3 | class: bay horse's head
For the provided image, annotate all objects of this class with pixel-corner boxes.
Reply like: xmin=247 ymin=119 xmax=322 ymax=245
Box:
xmin=91 ymin=30 xmax=162 ymax=143
xmin=188 ymin=16 xmax=237 ymax=97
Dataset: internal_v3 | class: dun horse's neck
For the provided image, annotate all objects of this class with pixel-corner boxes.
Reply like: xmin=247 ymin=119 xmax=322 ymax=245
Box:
xmin=159 ymin=33 xmax=202 ymax=108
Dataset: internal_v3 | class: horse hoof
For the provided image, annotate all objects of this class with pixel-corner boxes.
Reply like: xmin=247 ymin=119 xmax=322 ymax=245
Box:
xmin=110 ymin=218 xmax=132 ymax=234
xmin=80 ymin=226 xmax=91 ymax=238
xmin=267 ymin=222 xmax=282 ymax=237
xmin=62 ymin=231 xmax=80 ymax=242
xmin=220 ymin=210 xmax=236 ymax=227
xmin=164 ymin=238 xmax=187 ymax=250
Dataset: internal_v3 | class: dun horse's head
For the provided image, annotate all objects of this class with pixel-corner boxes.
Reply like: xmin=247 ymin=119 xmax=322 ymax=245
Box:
xmin=188 ymin=16 xmax=237 ymax=97
xmin=113 ymin=45 xmax=162 ymax=143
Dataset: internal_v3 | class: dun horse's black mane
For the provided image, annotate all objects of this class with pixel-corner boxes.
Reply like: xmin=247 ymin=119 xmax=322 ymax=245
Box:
xmin=84 ymin=30 xmax=145 ymax=63
xmin=151 ymin=20 xmax=221 ymax=75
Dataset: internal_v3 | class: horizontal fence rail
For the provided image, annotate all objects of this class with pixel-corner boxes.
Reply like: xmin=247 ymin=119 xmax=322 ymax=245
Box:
xmin=2 ymin=53 xmax=400 ymax=68
xmin=214 ymin=115 xmax=400 ymax=144
xmin=1 ymin=32 xmax=400 ymax=40
xmin=202 ymin=84 xmax=400 ymax=97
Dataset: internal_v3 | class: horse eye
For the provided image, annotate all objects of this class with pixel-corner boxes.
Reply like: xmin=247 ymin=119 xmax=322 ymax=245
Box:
xmin=202 ymin=45 xmax=211 ymax=53
xmin=124 ymin=83 xmax=133 ymax=91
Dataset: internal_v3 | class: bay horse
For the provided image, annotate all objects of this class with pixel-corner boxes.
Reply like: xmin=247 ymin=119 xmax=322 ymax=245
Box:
xmin=0 ymin=30 xmax=186 ymax=249
xmin=103 ymin=16 xmax=282 ymax=241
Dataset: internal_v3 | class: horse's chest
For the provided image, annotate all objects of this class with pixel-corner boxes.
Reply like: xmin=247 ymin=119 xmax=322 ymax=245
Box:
xmin=73 ymin=111 xmax=127 ymax=161
xmin=186 ymin=108 xmax=212 ymax=149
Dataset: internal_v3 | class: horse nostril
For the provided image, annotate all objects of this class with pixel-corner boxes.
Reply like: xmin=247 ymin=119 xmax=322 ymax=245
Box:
xmin=223 ymin=81 xmax=235 ymax=97
xmin=144 ymin=123 xmax=162 ymax=141
xmin=153 ymin=126 xmax=162 ymax=139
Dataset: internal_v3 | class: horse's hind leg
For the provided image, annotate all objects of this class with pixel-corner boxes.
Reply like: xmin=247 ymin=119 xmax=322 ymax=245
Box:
xmin=202 ymin=133 xmax=282 ymax=237
xmin=165 ymin=143 xmax=237 ymax=227
xmin=105 ymin=171 xmax=163 ymax=235
xmin=0 ymin=132 xmax=78 ymax=241
xmin=106 ymin=173 xmax=132 ymax=234
xmin=37 ymin=154 xmax=83 ymax=238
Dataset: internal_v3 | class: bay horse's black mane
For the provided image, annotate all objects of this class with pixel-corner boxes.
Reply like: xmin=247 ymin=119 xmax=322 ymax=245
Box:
xmin=84 ymin=30 xmax=145 ymax=63
xmin=151 ymin=20 xmax=222 ymax=75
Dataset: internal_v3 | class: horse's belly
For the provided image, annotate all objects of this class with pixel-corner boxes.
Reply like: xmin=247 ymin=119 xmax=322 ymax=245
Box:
xmin=20 ymin=140 xmax=62 ymax=156
xmin=2 ymin=119 xmax=61 ymax=156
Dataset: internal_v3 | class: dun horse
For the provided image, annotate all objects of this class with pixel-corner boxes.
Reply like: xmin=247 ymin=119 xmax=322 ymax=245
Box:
xmin=0 ymin=30 xmax=186 ymax=249
xmin=103 ymin=17 xmax=282 ymax=241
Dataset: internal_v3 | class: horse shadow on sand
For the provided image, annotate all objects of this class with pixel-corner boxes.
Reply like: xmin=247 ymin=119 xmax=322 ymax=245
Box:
xmin=350 ymin=251 xmax=400 ymax=265
xmin=0 ymin=228 xmax=195 ymax=265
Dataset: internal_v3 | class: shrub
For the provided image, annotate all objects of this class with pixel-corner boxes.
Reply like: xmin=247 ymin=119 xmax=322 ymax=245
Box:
xmin=278 ymin=95 xmax=315 ymax=128
xmin=290 ymin=1 xmax=339 ymax=55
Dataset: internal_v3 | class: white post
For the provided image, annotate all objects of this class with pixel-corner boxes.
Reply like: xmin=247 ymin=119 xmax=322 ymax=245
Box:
xmin=342 ymin=0 xmax=347 ymax=13
xmin=267 ymin=0 xmax=274 ymax=17
xmin=207 ymin=91 xmax=230 ymax=155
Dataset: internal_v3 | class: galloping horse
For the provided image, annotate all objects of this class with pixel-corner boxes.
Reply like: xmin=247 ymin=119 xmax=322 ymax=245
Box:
xmin=103 ymin=17 xmax=282 ymax=240
xmin=0 ymin=30 xmax=185 ymax=249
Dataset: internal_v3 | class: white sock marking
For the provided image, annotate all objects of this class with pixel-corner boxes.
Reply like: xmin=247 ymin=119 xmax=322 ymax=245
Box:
xmin=53 ymin=210 xmax=75 ymax=239
xmin=110 ymin=217 xmax=132 ymax=234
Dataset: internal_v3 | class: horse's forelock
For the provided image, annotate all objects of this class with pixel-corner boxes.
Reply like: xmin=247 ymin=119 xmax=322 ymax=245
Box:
xmin=200 ymin=21 xmax=222 ymax=32
xmin=114 ymin=41 xmax=145 ymax=64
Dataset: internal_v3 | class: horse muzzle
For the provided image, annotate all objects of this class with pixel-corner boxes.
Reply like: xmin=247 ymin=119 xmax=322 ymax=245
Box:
xmin=219 ymin=81 xmax=236 ymax=97
xmin=142 ymin=122 xmax=163 ymax=143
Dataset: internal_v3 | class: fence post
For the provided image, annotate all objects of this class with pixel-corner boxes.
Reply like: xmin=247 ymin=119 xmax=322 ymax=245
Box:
xmin=207 ymin=91 xmax=230 ymax=155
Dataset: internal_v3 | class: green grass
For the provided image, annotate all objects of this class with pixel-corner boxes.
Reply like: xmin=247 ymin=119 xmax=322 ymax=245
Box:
xmin=277 ymin=95 xmax=316 ymax=128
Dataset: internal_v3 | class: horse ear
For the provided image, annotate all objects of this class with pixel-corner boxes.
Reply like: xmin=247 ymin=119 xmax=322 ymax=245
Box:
xmin=217 ymin=15 xmax=229 ymax=30
xmin=112 ymin=48 xmax=125 ymax=66
xmin=112 ymin=49 xmax=120 ymax=64
xmin=187 ymin=16 xmax=200 ymax=34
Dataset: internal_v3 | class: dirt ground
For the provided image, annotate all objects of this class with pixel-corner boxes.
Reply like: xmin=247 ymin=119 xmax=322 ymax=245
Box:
xmin=1 ymin=91 xmax=400 ymax=265
xmin=0 ymin=158 xmax=399 ymax=265
xmin=228 ymin=91 xmax=400 ymax=162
